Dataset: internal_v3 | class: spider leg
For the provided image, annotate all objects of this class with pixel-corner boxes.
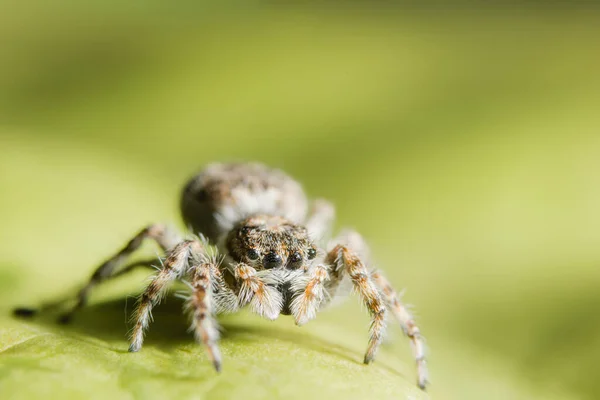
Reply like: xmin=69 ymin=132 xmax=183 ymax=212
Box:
xmin=59 ymin=224 xmax=182 ymax=323
xmin=372 ymin=272 xmax=428 ymax=390
xmin=305 ymin=199 xmax=335 ymax=243
xmin=290 ymin=264 xmax=329 ymax=326
xmin=234 ymin=264 xmax=282 ymax=320
xmin=129 ymin=239 xmax=200 ymax=352
xmin=13 ymin=224 xmax=181 ymax=321
xmin=188 ymin=260 xmax=222 ymax=372
xmin=326 ymin=230 xmax=428 ymax=390
xmin=325 ymin=243 xmax=387 ymax=365
xmin=54 ymin=258 xmax=159 ymax=323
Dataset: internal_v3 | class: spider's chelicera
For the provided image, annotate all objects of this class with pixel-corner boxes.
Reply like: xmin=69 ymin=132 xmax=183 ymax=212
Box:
xmin=14 ymin=162 xmax=428 ymax=390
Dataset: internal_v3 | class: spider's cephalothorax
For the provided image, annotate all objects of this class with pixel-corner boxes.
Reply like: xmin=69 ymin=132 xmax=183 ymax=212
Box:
xmin=226 ymin=215 xmax=317 ymax=271
xmin=14 ymin=162 xmax=429 ymax=390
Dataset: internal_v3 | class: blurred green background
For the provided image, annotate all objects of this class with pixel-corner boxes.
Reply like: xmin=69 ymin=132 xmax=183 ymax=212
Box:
xmin=1 ymin=2 xmax=600 ymax=400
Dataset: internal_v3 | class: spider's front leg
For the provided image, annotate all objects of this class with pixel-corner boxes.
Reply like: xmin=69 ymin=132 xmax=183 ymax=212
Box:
xmin=328 ymin=230 xmax=429 ymax=390
xmin=129 ymin=239 xmax=201 ymax=352
xmin=188 ymin=260 xmax=222 ymax=371
xmin=233 ymin=264 xmax=282 ymax=320
xmin=327 ymin=244 xmax=388 ymax=364
xmin=289 ymin=231 xmax=378 ymax=328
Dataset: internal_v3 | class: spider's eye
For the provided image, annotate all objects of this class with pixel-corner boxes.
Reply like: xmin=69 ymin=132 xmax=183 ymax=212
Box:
xmin=246 ymin=249 xmax=259 ymax=261
xmin=263 ymin=252 xmax=283 ymax=269
xmin=289 ymin=252 xmax=302 ymax=265
xmin=241 ymin=226 xmax=254 ymax=235
xmin=307 ymin=248 xmax=317 ymax=260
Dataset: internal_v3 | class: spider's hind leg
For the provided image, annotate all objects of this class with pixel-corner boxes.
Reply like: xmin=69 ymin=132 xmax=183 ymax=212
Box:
xmin=13 ymin=224 xmax=182 ymax=322
xmin=62 ymin=224 xmax=183 ymax=323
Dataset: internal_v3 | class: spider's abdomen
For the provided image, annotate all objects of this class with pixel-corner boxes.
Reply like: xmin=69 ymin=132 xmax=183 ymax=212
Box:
xmin=180 ymin=162 xmax=308 ymax=243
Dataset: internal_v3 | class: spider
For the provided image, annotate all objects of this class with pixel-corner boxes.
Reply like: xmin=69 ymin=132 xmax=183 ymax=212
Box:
xmin=14 ymin=162 xmax=428 ymax=390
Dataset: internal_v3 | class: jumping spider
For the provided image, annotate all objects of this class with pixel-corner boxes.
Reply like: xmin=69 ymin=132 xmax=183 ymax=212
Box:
xmin=14 ymin=162 xmax=428 ymax=390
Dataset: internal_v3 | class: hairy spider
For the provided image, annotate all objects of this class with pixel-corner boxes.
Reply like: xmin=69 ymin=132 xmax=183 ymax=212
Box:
xmin=14 ymin=162 xmax=428 ymax=390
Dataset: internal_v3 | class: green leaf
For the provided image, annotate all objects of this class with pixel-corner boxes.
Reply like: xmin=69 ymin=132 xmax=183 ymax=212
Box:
xmin=3 ymin=297 xmax=426 ymax=400
xmin=2 ymin=5 xmax=599 ymax=400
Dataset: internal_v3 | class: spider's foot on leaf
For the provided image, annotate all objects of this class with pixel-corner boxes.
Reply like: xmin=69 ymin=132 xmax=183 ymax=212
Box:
xmin=13 ymin=307 xmax=38 ymax=318
xmin=205 ymin=342 xmax=223 ymax=372
xmin=57 ymin=313 xmax=73 ymax=324
xmin=128 ymin=343 xmax=141 ymax=353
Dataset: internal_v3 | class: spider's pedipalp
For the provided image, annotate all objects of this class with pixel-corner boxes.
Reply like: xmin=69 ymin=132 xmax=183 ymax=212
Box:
xmin=290 ymin=264 xmax=329 ymax=326
xmin=234 ymin=263 xmax=282 ymax=320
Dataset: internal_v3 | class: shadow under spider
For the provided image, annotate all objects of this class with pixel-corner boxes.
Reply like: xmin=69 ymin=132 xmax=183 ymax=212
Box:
xmin=12 ymin=294 xmax=401 ymax=376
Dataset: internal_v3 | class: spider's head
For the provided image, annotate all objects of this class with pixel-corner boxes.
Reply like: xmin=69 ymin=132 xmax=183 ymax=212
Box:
xmin=226 ymin=214 xmax=317 ymax=270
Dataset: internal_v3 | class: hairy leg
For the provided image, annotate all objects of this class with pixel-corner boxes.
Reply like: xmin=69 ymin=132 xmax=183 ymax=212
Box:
xmin=129 ymin=239 xmax=200 ymax=352
xmin=13 ymin=224 xmax=181 ymax=320
xmin=290 ymin=229 xmax=375 ymax=327
xmin=188 ymin=261 xmax=222 ymax=372
xmin=68 ymin=224 xmax=181 ymax=320
xmin=372 ymin=272 xmax=428 ymax=390
xmin=321 ymin=229 xmax=372 ymax=303
xmin=326 ymin=230 xmax=428 ymax=390
xmin=325 ymin=243 xmax=387 ymax=364
xmin=75 ymin=223 xmax=181 ymax=305
xmin=56 ymin=258 xmax=160 ymax=323
xmin=234 ymin=264 xmax=282 ymax=320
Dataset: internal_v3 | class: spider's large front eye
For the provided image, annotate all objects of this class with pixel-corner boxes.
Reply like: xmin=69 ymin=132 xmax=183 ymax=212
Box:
xmin=307 ymin=248 xmax=317 ymax=260
xmin=263 ymin=252 xmax=283 ymax=269
xmin=247 ymin=249 xmax=259 ymax=261
xmin=288 ymin=252 xmax=303 ymax=268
